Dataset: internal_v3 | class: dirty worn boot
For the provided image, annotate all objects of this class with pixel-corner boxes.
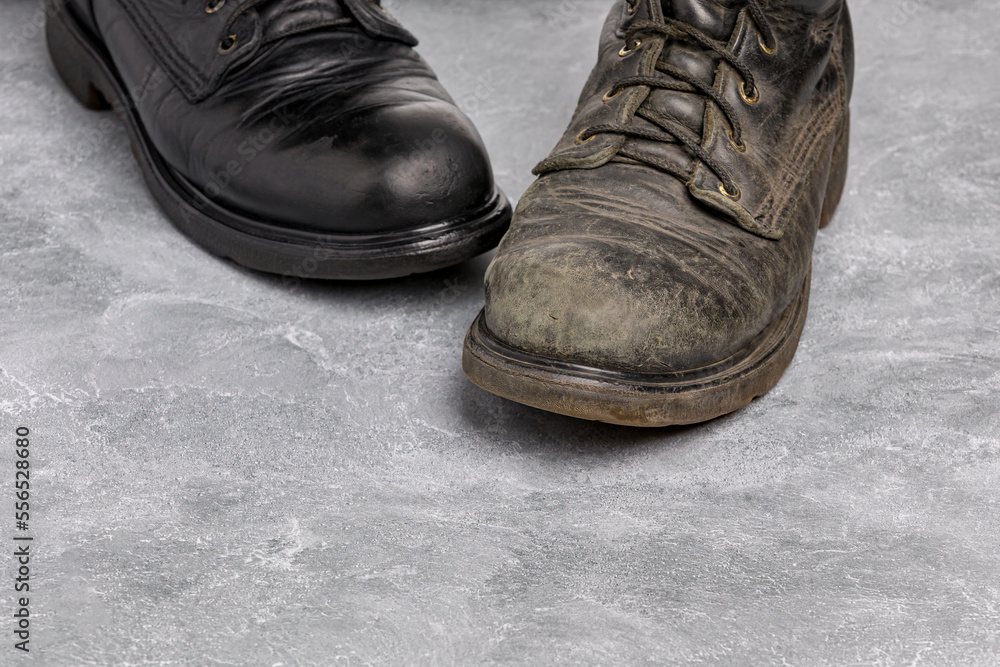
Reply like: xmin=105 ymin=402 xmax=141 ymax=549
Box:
xmin=464 ymin=0 xmax=853 ymax=426
xmin=46 ymin=0 xmax=510 ymax=279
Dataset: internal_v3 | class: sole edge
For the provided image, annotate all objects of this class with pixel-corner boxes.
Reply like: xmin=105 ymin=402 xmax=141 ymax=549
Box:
xmin=45 ymin=1 xmax=512 ymax=281
xmin=463 ymin=270 xmax=812 ymax=428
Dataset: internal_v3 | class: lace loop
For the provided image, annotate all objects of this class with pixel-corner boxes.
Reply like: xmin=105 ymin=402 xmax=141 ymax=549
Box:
xmin=587 ymin=1 xmax=775 ymax=194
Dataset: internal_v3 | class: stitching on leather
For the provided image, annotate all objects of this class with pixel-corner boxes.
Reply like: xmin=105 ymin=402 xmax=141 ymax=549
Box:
xmin=117 ymin=0 xmax=205 ymax=82
xmin=682 ymin=10 xmax=773 ymax=238
xmin=266 ymin=18 xmax=352 ymax=42
xmin=275 ymin=1 xmax=341 ymax=13
xmin=755 ymin=91 xmax=839 ymax=225
xmin=756 ymin=23 xmax=849 ymax=233
xmin=113 ymin=0 xmax=207 ymax=98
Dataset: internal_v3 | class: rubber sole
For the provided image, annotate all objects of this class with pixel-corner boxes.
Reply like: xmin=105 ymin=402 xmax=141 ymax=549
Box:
xmin=463 ymin=115 xmax=850 ymax=427
xmin=45 ymin=1 xmax=512 ymax=280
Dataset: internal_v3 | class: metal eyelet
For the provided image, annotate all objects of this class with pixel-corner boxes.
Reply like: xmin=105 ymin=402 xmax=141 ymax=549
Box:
xmin=619 ymin=39 xmax=641 ymax=57
xmin=205 ymin=0 xmax=226 ymax=14
xmin=603 ymin=88 xmax=622 ymax=102
xmin=219 ymin=34 xmax=238 ymax=53
xmin=575 ymin=130 xmax=596 ymax=146
xmin=759 ymin=36 xmax=777 ymax=55
xmin=626 ymin=1 xmax=638 ymax=14
xmin=729 ymin=132 xmax=746 ymax=153
xmin=740 ymin=81 xmax=760 ymax=105
xmin=719 ymin=181 xmax=741 ymax=200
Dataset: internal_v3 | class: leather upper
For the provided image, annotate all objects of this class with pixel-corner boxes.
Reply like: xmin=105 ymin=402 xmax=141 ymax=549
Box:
xmin=484 ymin=0 xmax=854 ymax=373
xmin=67 ymin=0 xmax=497 ymax=234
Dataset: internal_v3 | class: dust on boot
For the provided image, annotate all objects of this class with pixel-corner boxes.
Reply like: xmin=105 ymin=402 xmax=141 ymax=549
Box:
xmin=464 ymin=0 xmax=853 ymax=426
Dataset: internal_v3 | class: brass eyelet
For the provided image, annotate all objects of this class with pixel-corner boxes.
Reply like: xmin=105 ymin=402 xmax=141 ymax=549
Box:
xmin=626 ymin=1 xmax=638 ymax=14
xmin=719 ymin=181 xmax=741 ymax=200
xmin=759 ymin=36 xmax=777 ymax=55
xmin=205 ymin=0 xmax=226 ymax=13
xmin=740 ymin=81 xmax=760 ymax=105
xmin=729 ymin=132 xmax=746 ymax=153
xmin=219 ymin=34 xmax=238 ymax=53
xmin=575 ymin=130 xmax=596 ymax=146
xmin=603 ymin=88 xmax=622 ymax=102
xmin=619 ymin=39 xmax=641 ymax=57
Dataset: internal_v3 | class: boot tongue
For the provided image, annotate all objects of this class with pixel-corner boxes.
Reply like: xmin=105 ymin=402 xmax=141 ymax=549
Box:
xmin=661 ymin=0 xmax=744 ymax=41
xmin=257 ymin=0 xmax=417 ymax=45
xmin=258 ymin=0 xmax=349 ymax=42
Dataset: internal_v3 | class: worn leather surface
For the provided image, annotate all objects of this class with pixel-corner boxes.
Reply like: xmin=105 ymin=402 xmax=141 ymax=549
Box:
xmin=484 ymin=0 xmax=853 ymax=373
xmin=65 ymin=0 xmax=496 ymax=234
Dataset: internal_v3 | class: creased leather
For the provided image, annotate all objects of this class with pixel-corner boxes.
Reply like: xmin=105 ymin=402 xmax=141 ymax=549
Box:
xmin=341 ymin=0 xmax=418 ymax=47
xmin=106 ymin=0 xmax=262 ymax=103
xmin=75 ymin=0 xmax=495 ymax=234
xmin=536 ymin=0 xmax=847 ymax=239
xmin=100 ymin=0 xmax=416 ymax=103
xmin=259 ymin=0 xmax=352 ymax=44
xmin=484 ymin=0 xmax=853 ymax=373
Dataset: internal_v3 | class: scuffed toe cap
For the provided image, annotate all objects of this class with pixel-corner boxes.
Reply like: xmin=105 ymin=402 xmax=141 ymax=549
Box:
xmin=483 ymin=236 xmax=778 ymax=374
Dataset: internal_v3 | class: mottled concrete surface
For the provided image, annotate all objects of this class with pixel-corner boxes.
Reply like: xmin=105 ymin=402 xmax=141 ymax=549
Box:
xmin=1 ymin=0 xmax=999 ymax=664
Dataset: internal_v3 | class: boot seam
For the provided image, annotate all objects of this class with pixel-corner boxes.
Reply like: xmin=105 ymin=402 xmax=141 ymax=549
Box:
xmin=755 ymin=19 xmax=850 ymax=235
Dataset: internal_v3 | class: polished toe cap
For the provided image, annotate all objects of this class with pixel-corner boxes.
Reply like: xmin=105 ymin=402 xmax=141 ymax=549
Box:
xmin=146 ymin=31 xmax=498 ymax=235
xmin=214 ymin=100 xmax=496 ymax=233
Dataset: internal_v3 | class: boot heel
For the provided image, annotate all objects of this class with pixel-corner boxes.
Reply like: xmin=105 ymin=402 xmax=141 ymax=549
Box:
xmin=819 ymin=111 xmax=850 ymax=229
xmin=45 ymin=1 xmax=111 ymax=111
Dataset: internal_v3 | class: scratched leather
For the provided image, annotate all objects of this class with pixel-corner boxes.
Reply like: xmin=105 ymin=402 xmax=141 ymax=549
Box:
xmin=485 ymin=0 xmax=854 ymax=373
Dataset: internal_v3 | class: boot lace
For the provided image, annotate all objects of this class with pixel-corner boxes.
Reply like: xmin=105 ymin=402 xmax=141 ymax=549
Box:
xmin=578 ymin=0 xmax=776 ymax=199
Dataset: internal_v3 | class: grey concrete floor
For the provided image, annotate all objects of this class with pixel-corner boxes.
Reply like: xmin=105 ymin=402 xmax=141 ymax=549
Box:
xmin=2 ymin=0 xmax=999 ymax=664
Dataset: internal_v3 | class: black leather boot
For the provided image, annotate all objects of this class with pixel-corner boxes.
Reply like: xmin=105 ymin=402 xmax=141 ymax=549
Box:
xmin=464 ymin=0 xmax=853 ymax=426
xmin=46 ymin=0 xmax=511 ymax=279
